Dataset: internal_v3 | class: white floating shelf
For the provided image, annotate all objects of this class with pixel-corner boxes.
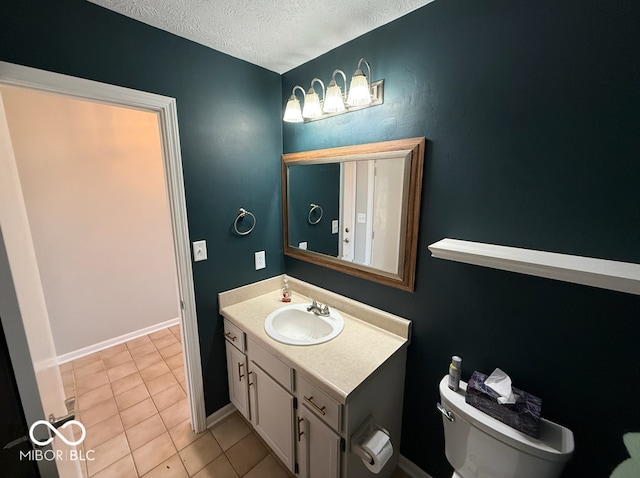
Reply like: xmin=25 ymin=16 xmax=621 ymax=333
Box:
xmin=428 ymin=238 xmax=640 ymax=295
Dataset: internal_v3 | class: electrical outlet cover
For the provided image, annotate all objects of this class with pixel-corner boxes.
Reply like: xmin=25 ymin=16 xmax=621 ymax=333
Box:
xmin=255 ymin=250 xmax=266 ymax=270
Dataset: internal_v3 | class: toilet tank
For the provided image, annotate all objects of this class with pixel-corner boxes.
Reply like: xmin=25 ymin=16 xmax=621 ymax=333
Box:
xmin=438 ymin=376 xmax=574 ymax=478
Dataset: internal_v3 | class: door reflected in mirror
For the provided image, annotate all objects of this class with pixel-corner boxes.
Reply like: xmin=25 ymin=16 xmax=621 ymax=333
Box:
xmin=282 ymin=138 xmax=424 ymax=291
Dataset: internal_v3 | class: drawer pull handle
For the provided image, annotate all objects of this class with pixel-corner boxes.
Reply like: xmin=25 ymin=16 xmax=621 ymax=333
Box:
xmin=303 ymin=395 xmax=326 ymax=416
xmin=225 ymin=332 xmax=237 ymax=341
xmin=248 ymin=371 xmax=254 ymax=386
xmin=237 ymin=362 xmax=245 ymax=381
xmin=297 ymin=417 xmax=305 ymax=441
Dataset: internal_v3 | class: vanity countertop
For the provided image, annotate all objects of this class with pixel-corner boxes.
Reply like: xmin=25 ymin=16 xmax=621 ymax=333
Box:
xmin=219 ymin=275 xmax=411 ymax=403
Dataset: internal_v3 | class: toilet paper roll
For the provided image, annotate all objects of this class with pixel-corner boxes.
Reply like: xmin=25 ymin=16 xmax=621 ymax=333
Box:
xmin=361 ymin=430 xmax=393 ymax=474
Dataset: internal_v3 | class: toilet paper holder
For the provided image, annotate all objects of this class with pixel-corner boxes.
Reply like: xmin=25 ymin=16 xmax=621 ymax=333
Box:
xmin=351 ymin=415 xmax=391 ymax=465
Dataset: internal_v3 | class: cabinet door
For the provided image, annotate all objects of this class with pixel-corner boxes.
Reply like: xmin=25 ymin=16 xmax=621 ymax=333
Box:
xmin=249 ymin=362 xmax=295 ymax=472
xmin=225 ymin=341 xmax=249 ymax=420
xmin=298 ymin=404 xmax=341 ymax=478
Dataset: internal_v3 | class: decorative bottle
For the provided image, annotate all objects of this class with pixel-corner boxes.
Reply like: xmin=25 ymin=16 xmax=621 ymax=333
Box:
xmin=281 ymin=278 xmax=291 ymax=302
xmin=448 ymin=355 xmax=462 ymax=391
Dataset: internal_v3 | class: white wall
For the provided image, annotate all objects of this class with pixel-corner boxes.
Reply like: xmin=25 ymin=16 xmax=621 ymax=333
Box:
xmin=1 ymin=85 xmax=179 ymax=356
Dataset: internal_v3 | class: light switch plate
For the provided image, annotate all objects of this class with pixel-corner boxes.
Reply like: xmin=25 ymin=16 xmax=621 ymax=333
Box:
xmin=331 ymin=220 xmax=339 ymax=234
xmin=193 ymin=240 xmax=207 ymax=262
xmin=299 ymin=241 xmax=308 ymax=250
xmin=255 ymin=250 xmax=266 ymax=270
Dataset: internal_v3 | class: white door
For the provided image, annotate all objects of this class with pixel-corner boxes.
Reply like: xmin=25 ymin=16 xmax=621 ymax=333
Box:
xmin=0 ymin=93 xmax=79 ymax=477
xmin=370 ymin=157 xmax=408 ymax=274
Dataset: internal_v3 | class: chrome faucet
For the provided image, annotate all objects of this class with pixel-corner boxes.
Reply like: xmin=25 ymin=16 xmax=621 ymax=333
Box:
xmin=307 ymin=298 xmax=330 ymax=316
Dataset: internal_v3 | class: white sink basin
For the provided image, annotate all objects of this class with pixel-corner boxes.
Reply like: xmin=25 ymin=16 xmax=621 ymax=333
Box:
xmin=264 ymin=303 xmax=344 ymax=346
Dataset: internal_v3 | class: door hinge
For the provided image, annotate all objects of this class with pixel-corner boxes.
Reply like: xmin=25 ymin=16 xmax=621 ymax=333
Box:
xmin=294 ymin=462 xmax=299 ymax=474
xmin=340 ymin=437 xmax=346 ymax=452
xmin=293 ymin=396 xmax=298 ymax=409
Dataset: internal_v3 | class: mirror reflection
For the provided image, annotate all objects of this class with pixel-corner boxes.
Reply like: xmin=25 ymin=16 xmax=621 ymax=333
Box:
xmin=288 ymin=151 xmax=411 ymax=275
xmin=282 ymin=137 xmax=425 ymax=291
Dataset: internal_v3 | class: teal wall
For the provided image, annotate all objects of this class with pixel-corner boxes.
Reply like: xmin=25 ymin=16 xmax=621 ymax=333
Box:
xmin=283 ymin=0 xmax=640 ymax=477
xmin=2 ymin=0 xmax=640 ymax=477
xmin=0 ymin=0 xmax=284 ymax=416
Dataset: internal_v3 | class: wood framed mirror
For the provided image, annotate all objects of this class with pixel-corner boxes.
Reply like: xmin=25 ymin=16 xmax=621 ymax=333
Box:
xmin=282 ymin=137 xmax=425 ymax=291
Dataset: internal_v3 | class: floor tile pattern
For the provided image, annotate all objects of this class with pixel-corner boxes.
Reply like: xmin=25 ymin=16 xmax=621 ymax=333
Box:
xmin=60 ymin=325 xmax=293 ymax=478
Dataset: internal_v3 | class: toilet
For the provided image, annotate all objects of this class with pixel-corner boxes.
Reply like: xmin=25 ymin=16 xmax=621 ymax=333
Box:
xmin=438 ymin=376 xmax=574 ymax=478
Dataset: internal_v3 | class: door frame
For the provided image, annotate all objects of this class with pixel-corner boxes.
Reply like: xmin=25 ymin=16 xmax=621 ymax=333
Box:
xmin=339 ymin=161 xmax=356 ymax=261
xmin=0 ymin=61 xmax=206 ymax=431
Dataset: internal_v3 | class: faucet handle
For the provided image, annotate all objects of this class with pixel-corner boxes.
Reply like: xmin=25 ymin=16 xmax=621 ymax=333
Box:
xmin=320 ymin=304 xmax=330 ymax=315
xmin=307 ymin=298 xmax=318 ymax=312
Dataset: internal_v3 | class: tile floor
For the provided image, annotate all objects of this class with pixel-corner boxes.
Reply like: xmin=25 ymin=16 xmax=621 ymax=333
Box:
xmin=60 ymin=325 xmax=293 ymax=478
xmin=60 ymin=324 xmax=411 ymax=478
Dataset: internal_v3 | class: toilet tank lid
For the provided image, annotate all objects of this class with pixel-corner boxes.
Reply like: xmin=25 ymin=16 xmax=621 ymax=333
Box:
xmin=439 ymin=376 xmax=575 ymax=462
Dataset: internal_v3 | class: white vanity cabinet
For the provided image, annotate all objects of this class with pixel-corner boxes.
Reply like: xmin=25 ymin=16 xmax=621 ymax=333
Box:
xmin=224 ymin=319 xmax=296 ymax=472
xmin=220 ymin=277 xmax=410 ymax=478
xmin=224 ymin=320 xmax=339 ymax=478
xmin=222 ymin=315 xmax=407 ymax=478
xmin=223 ymin=320 xmax=250 ymax=420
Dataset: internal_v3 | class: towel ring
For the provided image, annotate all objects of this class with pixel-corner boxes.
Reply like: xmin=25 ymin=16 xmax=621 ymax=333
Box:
xmin=308 ymin=203 xmax=323 ymax=225
xmin=234 ymin=208 xmax=256 ymax=236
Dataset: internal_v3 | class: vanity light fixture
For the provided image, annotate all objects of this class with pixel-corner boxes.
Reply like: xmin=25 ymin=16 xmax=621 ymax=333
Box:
xmin=302 ymin=78 xmax=324 ymax=119
xmin=283 ymin=57 xmax=384 ymax=123
xmin=347 ymin=58 xmax=373 ymax=106
xmin=283 ymin=85 xmax=306 ymax=123
xmin=323 ymin=69 xmax=347 ymax=113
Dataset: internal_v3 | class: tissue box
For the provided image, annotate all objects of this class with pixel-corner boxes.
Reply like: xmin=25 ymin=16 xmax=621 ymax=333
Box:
xmin=465 ymin=371 xmax=542 ymax=438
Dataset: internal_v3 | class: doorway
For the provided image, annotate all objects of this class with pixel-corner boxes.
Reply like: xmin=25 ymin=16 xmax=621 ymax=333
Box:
xmin=0 ymin=61 xmax=205 ymax=477
xmin=1 ymin=85 xmax=180 ymax=360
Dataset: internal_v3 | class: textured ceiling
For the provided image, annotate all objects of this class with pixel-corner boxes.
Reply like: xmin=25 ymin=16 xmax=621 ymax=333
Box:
xmin=87 ymin=0 xmax=435 ymax=74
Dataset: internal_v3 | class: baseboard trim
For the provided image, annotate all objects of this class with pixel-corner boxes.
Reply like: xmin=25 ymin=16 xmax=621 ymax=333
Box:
xmin=205 ymin=403 xmax=237 ymax=429
xmin=56 ymin=317 xmax=180 ymax=364
xmin=398 ymin=454 xmax=433 ymax=478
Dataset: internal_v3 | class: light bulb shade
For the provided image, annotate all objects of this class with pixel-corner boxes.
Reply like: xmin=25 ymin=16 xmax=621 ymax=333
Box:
xmin=347 ymin=72 xmax=372 ymax=106
xmin=302 ymin=90 xmax=322 ymax=118
xmin=323 ymin=82 xmax=345 ymax=113
xmin=283 ymin=96 xmax=303 ymax=123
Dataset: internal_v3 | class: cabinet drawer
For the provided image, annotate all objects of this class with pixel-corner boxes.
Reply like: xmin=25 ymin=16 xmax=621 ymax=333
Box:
xmin=297 ymin=376 xmax=342 ymax=433
xmin=223 ymin=319 xmax=245 ymax=353
xmin=247 ymin=337 xmax=293 ymax=392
